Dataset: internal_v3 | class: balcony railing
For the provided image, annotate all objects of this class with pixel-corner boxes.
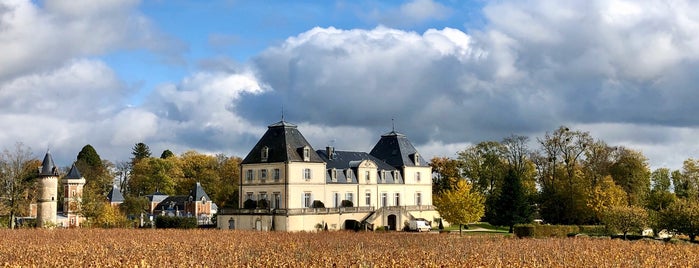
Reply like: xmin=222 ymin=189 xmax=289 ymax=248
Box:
xmin=219 ymin=205 xmax=434 ymax=215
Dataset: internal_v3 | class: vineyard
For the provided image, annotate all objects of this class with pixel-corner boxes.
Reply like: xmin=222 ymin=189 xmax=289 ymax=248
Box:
xmin=0 ymin=229 xmax=697 ymax=267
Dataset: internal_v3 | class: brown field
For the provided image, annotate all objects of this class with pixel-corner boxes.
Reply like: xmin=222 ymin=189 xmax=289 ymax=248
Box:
xmin=0 ymin=229 xmax=696 ymax=267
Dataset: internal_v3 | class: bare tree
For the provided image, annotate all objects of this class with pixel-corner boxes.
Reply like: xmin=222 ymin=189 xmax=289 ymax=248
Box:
xmin=0 ymin=143 xmax=39 ymax=229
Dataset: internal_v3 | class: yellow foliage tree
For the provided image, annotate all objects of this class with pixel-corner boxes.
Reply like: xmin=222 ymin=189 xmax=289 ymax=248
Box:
xmin=94 ymin=203 xmax=129 ymax=228
xmin=434 ymin=179 xmax=485 ymax=234
xmin=587 ymin=175 xmax=627 ymax=222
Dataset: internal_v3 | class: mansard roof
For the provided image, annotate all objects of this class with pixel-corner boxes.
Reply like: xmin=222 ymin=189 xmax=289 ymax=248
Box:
xmin=39 ymin=151 xmax=58 ymax=176
xmin=64 ymin=164 xmax=82 ymax=179
xmin=107 ymin=186 xmax=125 ymax=203
xmin=242 ymin=120 xmax=324 ymax=164
xmin=369 ymin=130 xmax=428 ymax=168
xmin=316 ymin=149 xmax=403 ymax=184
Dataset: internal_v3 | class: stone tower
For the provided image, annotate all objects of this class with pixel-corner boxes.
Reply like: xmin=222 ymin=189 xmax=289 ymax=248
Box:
xmin=37 ymin=151 xmax=59 ymax=228
xmin=62 ymin=164 xmax=86 ymax=227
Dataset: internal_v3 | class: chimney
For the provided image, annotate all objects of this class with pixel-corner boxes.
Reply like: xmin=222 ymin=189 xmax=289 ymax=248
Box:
xmin=326 ymin=146 xmax=334 ymax=160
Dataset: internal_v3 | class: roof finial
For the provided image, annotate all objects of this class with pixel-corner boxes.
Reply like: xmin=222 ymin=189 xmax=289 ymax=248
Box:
xmin=392 ymin=118 xmax=395 ymax=132
xmin=281 ymin=104 xmax=285 ymax=122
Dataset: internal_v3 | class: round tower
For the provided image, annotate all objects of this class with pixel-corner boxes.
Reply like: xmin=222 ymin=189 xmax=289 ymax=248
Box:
xmin=62 ymin=164 xmax=86 ymax=227
xmin=37 ymin=151 xmax=59 ymax=228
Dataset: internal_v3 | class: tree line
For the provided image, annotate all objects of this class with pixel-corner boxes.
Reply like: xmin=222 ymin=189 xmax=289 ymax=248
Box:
xmin=431 ymin=126 xmax=699 ymax=239
xmin=0 ymin=142 xmax=241 ymax=228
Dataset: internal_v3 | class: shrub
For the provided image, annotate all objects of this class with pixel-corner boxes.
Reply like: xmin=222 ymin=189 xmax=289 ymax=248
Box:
xmin=243 ymin=199 xmax=257 ymax=209
xmin=514 ymin=224 xmax=580 ymax=238
xmin=341 ymin=200 xmax=354 ymax=208
xmin=154 ymin=216 xmax=197 ymax=229
xmin=312 ymin=200 xmax=325 ymax=208
xmin=578 ymin=225 xmax=608 ymax=236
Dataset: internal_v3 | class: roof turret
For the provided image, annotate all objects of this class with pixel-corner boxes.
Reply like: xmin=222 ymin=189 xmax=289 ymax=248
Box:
xmin=39 ymin=151 xmax=58 ymax=176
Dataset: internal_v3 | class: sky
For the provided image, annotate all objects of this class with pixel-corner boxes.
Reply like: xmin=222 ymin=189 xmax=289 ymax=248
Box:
xmin=2 ymin=0 xmax=699 ymax=170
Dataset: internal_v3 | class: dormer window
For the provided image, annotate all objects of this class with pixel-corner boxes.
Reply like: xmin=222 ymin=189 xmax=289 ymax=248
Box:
xmin=331 ymin=169 xmax=337 ymax=182
xmin=413 ymin=153 xmax=420 ymax=166
xmin=365 ymin=171 xmax=370 ymax=182
xmin=261 ymin=146 xmax=269 ymax=162
xmin=303 ymin=147 xmax=310 ymax=161
xmin=346 ymin=169 xmax=353 ymax=182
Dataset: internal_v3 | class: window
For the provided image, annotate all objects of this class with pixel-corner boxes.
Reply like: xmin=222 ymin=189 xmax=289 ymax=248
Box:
xmin=303 ymin=168 xmax=312 ymax=180
xmin=273 ymin=168 xmax=280 ymax=181
xmin=333 ymin=192 xmax=340 ymax=208
xmin=393 ymin=171 xmax=399 ymax=182
xmin=246 ymin=169 xmax=253 ymax=182
xmin=381 ymin=193 xmax=387 ymax=207
xmin=331 ymin=169 xmax=337 ymax=182
xmin=365 ymin=171 xmax=370 ymax=182
xmin=71 ymin=190 xmax=76 ymax=197
xmin=303 ymin=147 xmax=310 ymax=161
xmin=414 ymin=153 xmax=420 ymax=166
xmin=259 ymin=169 xmax=267 ymax=182
xmin=365 ymin=192 xmax=371 ymax=206
xmin=273 ymin=192 xmax=281 ymax=209
xmin=346 ymin=193 xmax=354 ymax=204
xmin=246 ymin=192 xmax=254 ymax=201
xmin=346 ymin=169 xmax=353 ymax=182
xmin=259 ymin=192 xmax=268 ymax=201
xmin=415 ymin=172 xmax=421 ymax=182
xmin=394 ymin=193 xmax=400 ymax=206
xmin=261 ymin=146 xmax=269 ymax=162
xmin=303 ymin=192 xmax=312 ymax=208
xmin=416 ymin=192 xmax=422 ymax=206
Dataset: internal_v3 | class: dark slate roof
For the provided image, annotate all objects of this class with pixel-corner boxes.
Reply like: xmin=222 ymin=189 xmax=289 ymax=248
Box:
xmin=64 ymin=164 xmax=82 ymax=179
xmin=316 ymin=149 xmax=403 ymax=184
xmin=107 ymin=186 xmax=125 ymax=203
xmin=39 ymin=151 xmax=58 ymax=176
xmin=190 ymin=182 xmax=210 ymax=202
xmin=242 ymin=120 xmax=324 ymax=164
xmin=369 ymin=130 xmax=428 ymax=168
xmin=154 ymin=196 xmax=190 ymax=211
xmin=146 ymin=191 xmax=169 ymax=203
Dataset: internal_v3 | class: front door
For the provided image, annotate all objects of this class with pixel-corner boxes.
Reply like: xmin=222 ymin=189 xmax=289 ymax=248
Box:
xmin=387 ymin=214 xmax=397 ymax=231
xmin=228 ymin=219 xmax=235 ymax=230
xmin=255 ymin=219 xmax=262 ymax=231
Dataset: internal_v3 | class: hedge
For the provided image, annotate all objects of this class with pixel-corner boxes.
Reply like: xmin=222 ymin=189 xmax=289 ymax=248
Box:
xmin=578 ymin=225 xmax=608 ymax=236
xmin=154 ymin=216 xmax=197 ymax=229
xmin=514 ymin=224 xmax=580 ymax=238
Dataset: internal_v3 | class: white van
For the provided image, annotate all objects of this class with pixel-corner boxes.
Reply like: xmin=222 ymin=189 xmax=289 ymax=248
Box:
xmin=408 ymin=219 xmax=432 ymax=232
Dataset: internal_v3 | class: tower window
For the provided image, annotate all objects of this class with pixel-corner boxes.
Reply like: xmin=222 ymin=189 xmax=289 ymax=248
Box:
xmin=303 ymin=168 xmax=312 ymax=180
xmin=413 ymin=153 xmax=420 ymax=166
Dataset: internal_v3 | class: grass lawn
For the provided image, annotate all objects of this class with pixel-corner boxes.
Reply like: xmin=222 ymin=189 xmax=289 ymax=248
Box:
xmin=441 ymin=222 xmax=510 ymax=234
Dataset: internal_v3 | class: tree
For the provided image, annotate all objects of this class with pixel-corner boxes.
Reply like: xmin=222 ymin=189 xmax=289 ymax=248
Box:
xmin=660 ymin=199 xmax=699 ymax=241
xmin=433 ymin=179 xmax=485 ymax=234
xmin=674 ymin=159 xmax=699 ymax=199
xmin=488 ymin=169 xmax=533 ymax=233
xmin=128 ymin=157 xmax=181 ymax=196
xmin=601 ymin=205 xmax=648 ymax=240
xmin=94 ymin=203 xmax=128 ymax=228
xmin=0 ymin=143 xmax=39 ymax=229
xmin=457 ymin=141 xmax=507 ymax=223
xmin=609 ymin=147 xmax=650 ymax=206
xmin=429 ymin=157 xmax=461 ymax=194
xmin=131 ymin=142 xmax=151 ymax=166
xmin=160 ymin=150 xmax=174 ymax=159
xmin=651 ymin=168 xmax=672 ymax=193
xmin=587 ymin=175 xmax=627 ymax=223
xmin=120 ymin=195 xmax=149 ymax=217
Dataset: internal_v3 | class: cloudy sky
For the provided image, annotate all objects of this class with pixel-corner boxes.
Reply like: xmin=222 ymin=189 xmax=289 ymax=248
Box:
xmin=2 ymin=0 xmax=699 ymax=170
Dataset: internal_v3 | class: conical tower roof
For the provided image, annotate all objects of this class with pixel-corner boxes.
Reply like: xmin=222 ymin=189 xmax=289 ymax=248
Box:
xmin=39 ymin=151 xmax=58 ymax=176
xmin=107 ymin=186 xmax=125 ymax=203
xmin=64 ymin=164 xmax=82 ymax=179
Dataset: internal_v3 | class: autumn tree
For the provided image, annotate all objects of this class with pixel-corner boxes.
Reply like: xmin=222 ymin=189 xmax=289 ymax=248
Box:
xmin=601 ymin=205 xmax=648 ymax=239
xmin=535 ymin=126 xmax=593 ymax=224
xmin=433 ymin=179 xmax=485 ymax=234
xmin=609 ymin=147 xmax=650 ymax=206
xmin=128 ymin=157 xmax=182 ymax=196
xmin=430 ymin=156 xmax=461 ymax=194
xmin=0 ymin=143 xmax=39 ymax=229
xmin=587 ymin=175 xmax=627 ymax=223
xmin=457 ymin=141 xmax=507 ymax=223
xmin=674 ymin=159 xmax=699 ymax=199
xmin=659 ymin=199 xmax=699 ymax=241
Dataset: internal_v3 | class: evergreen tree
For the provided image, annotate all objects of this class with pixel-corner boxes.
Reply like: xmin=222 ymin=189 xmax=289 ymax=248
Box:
xmin=160 ymin=149 xmax=174 ymax=159
xmin=77 ymin=144 xmax=102 ymax=169
xmin=489 ymin=168 xmax=533 ymax=233
xmin=131 ymin=142 xmax=151 ymax=165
